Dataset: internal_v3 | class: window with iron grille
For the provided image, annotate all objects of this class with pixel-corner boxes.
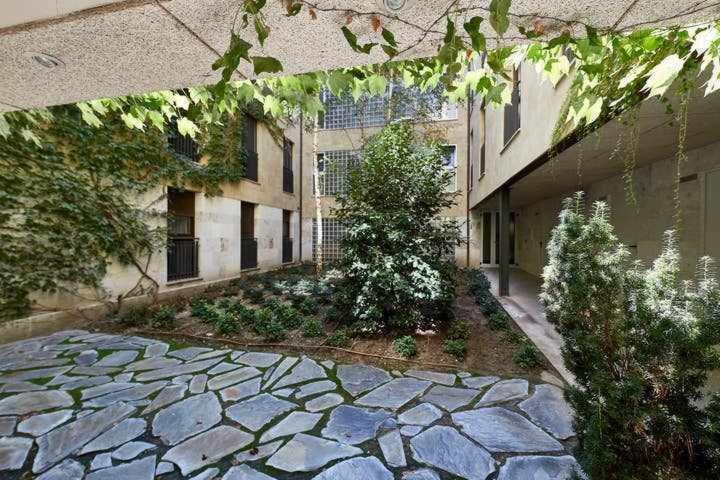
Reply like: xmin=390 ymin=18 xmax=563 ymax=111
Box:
xmin=319 ymin=91 xmax=386 ymax=129
xmin=283 ymin=137 xmax=294 ymax=193
xmin=316 ymin=150 xmax=361 ymax=196
xmin=503 ymin=68 xmax=521 ymax=146
xmin=312 ymin=218 xmax=346 ymax=264
xmin=167 ymin=123 xmax=199 ymax=161
xmin=441 ymin=145 xmax=458 ymax=192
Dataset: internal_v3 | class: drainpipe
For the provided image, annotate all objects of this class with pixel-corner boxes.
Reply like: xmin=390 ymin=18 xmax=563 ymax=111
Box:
xmin=466 ymin=91 xmax=472 ymax=269
xmin=298 ymin=113 xmax=304 ymax=262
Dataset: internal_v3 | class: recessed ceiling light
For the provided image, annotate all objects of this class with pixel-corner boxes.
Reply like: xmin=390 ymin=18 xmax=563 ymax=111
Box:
xmin=384 ymin=0 xmax=406 ymax=11
xmin=29 ymin=53 xmax=64 ymax=69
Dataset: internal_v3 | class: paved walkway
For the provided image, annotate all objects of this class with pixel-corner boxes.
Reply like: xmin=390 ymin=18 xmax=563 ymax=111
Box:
xmin=0 ymin=331 xmax=583 ymax=479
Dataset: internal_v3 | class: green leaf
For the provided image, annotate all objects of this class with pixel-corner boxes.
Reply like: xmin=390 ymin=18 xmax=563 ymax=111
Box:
xmin=120 ymin=112 xmax=145 ymax=131
xmin=367 ymin=75 xmax=387 ymax=96
xmin=213 ymin=33 xmax=252 ymax=82
xmin=285 ymin=2 xmax=302 ymax=16
xmin=251 ymin=56 xmax=284 ymax=75
xmin=176 ymin=117 xmax=199 ymax=138
xmin=263 ymin=96 xmax=282 ymax=117
xmin=444 ymin=17 xmax=456 ymax=45
xmin=463 ymin=16 xmax=486 ymax=52
xmin=78 ymin=103 xmax=103 ymax=128
xmin=147 ymin=110 xmax=165 ymax=132
xmin=548 ymin=31 xmax=571 ymax=49
xmin=0 ymin=114 xmax=11 ymax=139
xmin=643 ymin=54 xmax=686 ymax=97
xmin=341 ymin=26 xmax=376 ymax=54
xmin=381 ymin=28 xmax=398 ymax=48
xmin=381 ymin=44 xmax=398 ymax=58
xmin=328 ymin=71 xmax=354 ymax=96
xmin=254 ymin=17 xmax=269 ymax=46
xmin=489 ymin=0 xmax=511 ymax=36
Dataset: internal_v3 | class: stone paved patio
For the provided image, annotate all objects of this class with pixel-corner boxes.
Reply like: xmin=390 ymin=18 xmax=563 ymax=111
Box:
xmin=0 ymin=330 xmax=584 ymax=479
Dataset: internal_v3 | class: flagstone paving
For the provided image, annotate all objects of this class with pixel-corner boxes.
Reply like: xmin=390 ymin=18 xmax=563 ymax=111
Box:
xmin=0 ymin=330 xmax=584 ymax=479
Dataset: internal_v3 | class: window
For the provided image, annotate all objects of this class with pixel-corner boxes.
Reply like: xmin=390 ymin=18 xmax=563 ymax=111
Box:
xmin=441 ymin=145 xmax=457 ymax=192
xmin=312 ymin=218 xmax=346 ymax=264
xmin=480 ymin=101 xmax=486 ymax=177
xmin=316 ymin=150 xmax=361 ymax=196
xmin=388 ymin=84 xmax=457 ymax=121
xmin=469 ymin=129 xmax=474 ymax=191
xmin=319 ymin=91 xmax=386 ymax=130
xmin=167 ymin=122 xmax=199 ymax=161
xmin=242 ymin=115 xmax=258 ymax=181
xmin=503 ymin=68 xmax=521 ymax=146
xmin=283 ymin=138 xmax=294 ymax=193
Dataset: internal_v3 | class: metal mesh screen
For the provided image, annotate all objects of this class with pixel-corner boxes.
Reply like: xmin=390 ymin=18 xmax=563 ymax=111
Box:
xmin=317 ymin=150 xmax=361 ymax=196
xmin=312 ymin=218 xmax=346 ymax=264
xmin=320 ymin=91 xmax=386 ymax=129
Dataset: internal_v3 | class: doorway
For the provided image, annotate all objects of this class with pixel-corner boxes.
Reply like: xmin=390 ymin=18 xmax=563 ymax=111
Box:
xmin=481 ymin=210 xmax=516 ymax=266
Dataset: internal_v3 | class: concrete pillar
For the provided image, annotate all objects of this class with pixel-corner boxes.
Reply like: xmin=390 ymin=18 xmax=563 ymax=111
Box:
xmin=499 ymin=186 xmax=510 ymax=296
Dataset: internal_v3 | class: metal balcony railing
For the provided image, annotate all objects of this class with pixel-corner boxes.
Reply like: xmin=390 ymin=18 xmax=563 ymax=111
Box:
xmin=282 ymin=237 xmax=293 ymax=264
xmin=167 ymin=237 xmax=199 ymax=282
xmin=242 ymin=150 xmax=258 ymax=182
xmin=241 ymin=237 xmax=258 ymax=270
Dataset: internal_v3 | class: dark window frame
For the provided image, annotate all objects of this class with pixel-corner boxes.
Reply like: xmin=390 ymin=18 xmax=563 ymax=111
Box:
xmin=503 ymin=68 xmax=521 ymax=147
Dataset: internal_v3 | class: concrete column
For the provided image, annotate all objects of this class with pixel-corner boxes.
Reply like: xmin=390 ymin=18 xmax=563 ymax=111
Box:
xmin=499 ymin=185 xmax=510 ymax=296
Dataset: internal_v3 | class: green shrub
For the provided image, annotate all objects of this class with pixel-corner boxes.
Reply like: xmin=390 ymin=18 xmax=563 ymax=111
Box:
xmin=487 ymin=312 xmax=509 ymax=331
xmin=244 ymin=286 xmax=265 ymax=304
xmin=253 ymin=309 xmax=286 ymax=341
xmin=513 ymin=342 xmax=543 ymax=369
xmin=214 ymin=309 xmax=240 ymax=335
xmin=190 ymin=297 xmax=211 ymax=318
xmin=302 ymin=318 xmax=324 ymax=338
xmin=447 ymin=319 xmax=471 ymax=340
xmin=503 ymin=329 xmax=524 ymax=345
xmin=294 ymin=297 xmax=320 ymax=315
xmin=326 ymin=328 xmax=350 ymax=347
xmin=540 ymin=194 xmax=720 ymax=479
xmin=324 ymin=305 xmax=341 ymax=323
xmin=443 ymin=339 xmax=466 ymax=360
xmin=394 ymin=336 xmax=418 ymax=358
xmin=467 ymin=269 xmax=492 ymax=297
xmin=149 ymin=305 xmax=176 ymax=330
xmin=119 ymin=306 xmax=150 ymax=327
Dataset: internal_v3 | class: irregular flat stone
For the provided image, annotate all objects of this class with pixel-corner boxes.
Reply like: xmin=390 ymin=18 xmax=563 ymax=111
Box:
xmin=398 ymin=403 xmax=442 ymax=426
xmin=306 ymin=393 xmax=344 ymax=412
xmin=207 ymin=362 xmax=239 ymax=375
xmin=111 ymin=441 xmax=155 ymax=460
xmin=58 ymin=376 xmax=111 ymax=391
xmin=189 ymin=374 xmax=208 ymax=394
xmin=422 ymin=386 xmax=480 ymax=412
xmin=356 ymin=378 xmax=431 ymax=410
xmin=337 ymin=364 xmax=392 ymax=396
xmin=18 ymin=409 xmax=72 ymax=436
xmin=156 ymin=461 xmax=174 ymax=475
xmin=0 ymin=366 xmax=72 ymax=383
xmin=402 ymin=469 xmax=441 ymax=480
xmin=518 ymin=384 xmax=575 ymax=439
xmin=400 ymin=425 xmax=424 ymax=437
xmin=145 ymin=343 xmax=169 ymax=358
xmin=85 ymin=381 xmax=167 ymax=407
xmin=90 ymin=453 xmax=112 ymax=470
xmin=0 ymin=390 xmax=73 ymax=415
xmin=81 ymin=382 xmax=134 ymax=400
xmin=311 ymin=456 xmax=393 ymax=480
xmin=295 ymin=380 xmax=336 ymax=399
xmin=75 ymin=350 xmax=99 ymax=367
xmin=223 ymin=464 xmax=276 ymax=480
xmin=273 ymin=358 xmax=326 ymax=389
xmin=262 ymin=357 xmax=298 ymax=390
xmin=410 ymin=426 xmax=495 ymax=480
xmin=226 ymin=394 xmax=296 ymax=432
xmin=263 ymin=366 xmax=275 ymax=382
xmin=71 ymin=366 xmax=119 ymax=376
xmin=168 ymin=347 xmax=212 ymax=361
xmin=193 ymin=349 xmax=231 ymax=362
xmin=405 ymin=369 xmax=456 ymax=386
xmin=152 ymin=392 xmax=222 ymax=445
xmin=0 ymin=358 xmax=69 ymax=371
xmin=36 ymin=458 xmax=85 ymax=479
xmin=134 ymin=358 xmax=223 ymax=382
xmin=142 ymin=384 xmax=187 ymax=415
xmin=79 ymin=418 xmax=147 ymax=454
xmin=95 ymin=350 xmax=138 ymax=367
xmin=462 ymin=376 xmax=500 ymax=390
xmin=163 ymin=426 xmax=253 ymax=475
xmin=33 ymin=402 xmax=134 ymax=472
xmin=259 ymin=411 xmax=322 ymax=443
xmin=322 ymin=405 xmax=391 ymax=445
xmin=173 ymin=375 xmax=193 ymax=384
xmin=497 ymin=455 xmax=585 ymax=480
xmin=207 ymin=367 xmax=261 ymax=390
xmin=230 ymin=351 xmax=244 ymax=361
xmin=114 ymin=373 xmax=134 ymax=382
xmin=1 ymin=381 xmax=46 ymax=393
xmin=85 ymin=455 xmax=155 ymax=480
xmin=234 ymin=440 xmax=283 ymax=463
xmin=274 ymin=388 xmax=294 ymax=398
xmin=0 ymin=416 xmax=16 ymax=436
xmin=267 ymin=434 xmax=361 ymax=472
xmin=476 ymin=379 xmax=529 ymax=406
xmin=221 ymin=377 xmax=261 ymax=402
xmin=237 ymin=352 xmax=282 ymax=368
xmin=190 ymin=467 xmax=220 ymax=480
xmin=0 ymin=436 xmax=33 ymax=471
xmin=125 ymin=357 xmax=181 ymax=372
xmin=320 ymin=360 xmax=335 ymax=370
xmin=379 ymin=430 xmax=406 ymax=467
xmin=452 ymin=407 xmax=564 ymax=453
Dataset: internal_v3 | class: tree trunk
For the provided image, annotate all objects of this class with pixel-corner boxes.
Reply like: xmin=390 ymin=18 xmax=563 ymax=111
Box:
xmin=312 ymin=120 xmax=323 ymax=274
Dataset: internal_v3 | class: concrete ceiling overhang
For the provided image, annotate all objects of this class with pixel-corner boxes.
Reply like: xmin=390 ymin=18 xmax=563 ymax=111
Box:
xmin=504 ymin=84 xmax=720 ymax=209
xmin=2 ymin=1 xmax=720 ymax=112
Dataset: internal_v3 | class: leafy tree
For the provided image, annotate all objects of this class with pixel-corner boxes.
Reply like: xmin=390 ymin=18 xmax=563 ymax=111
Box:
xmin=541 ymin=193 xmax=720 ymax=479
xmin=334 ymin=121 xmax=461 ymax=332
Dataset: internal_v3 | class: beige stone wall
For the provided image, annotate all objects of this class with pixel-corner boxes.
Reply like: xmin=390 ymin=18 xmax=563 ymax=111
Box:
xmin=299 ymin=107 xmax=470 ymax=265
xmin=514 ymin=140 xmax=720 ymax=279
